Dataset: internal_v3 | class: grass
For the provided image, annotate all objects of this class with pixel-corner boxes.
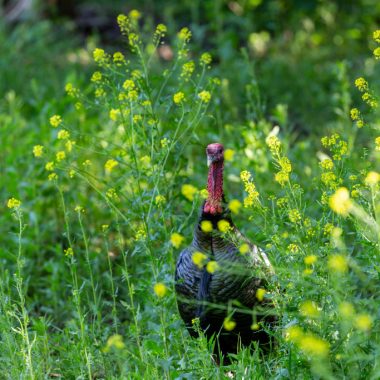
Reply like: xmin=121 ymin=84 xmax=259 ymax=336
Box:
xmin=1 ymin=8 xmax=380 ymax=379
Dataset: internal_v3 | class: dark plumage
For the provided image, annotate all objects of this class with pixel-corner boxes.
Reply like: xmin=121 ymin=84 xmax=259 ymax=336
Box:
xmin=175 ymin=143 xmax=276 ymax=363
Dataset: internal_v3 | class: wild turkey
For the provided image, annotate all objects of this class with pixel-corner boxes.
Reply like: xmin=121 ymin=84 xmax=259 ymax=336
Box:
xmin=175 ymin=143 xmax=275 ymax=363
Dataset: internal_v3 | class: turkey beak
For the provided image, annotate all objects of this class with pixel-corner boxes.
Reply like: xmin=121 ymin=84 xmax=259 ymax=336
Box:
xmin=207 ymin=156 xmax=212 ymax=167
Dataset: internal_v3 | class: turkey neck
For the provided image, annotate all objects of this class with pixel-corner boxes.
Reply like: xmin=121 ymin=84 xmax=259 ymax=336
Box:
xmin=206 ymin=160 xmax=224 ymax=212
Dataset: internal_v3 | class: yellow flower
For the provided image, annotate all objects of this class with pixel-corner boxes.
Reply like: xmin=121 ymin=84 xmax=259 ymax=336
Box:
xmin=45 ymin=162 xmax=54 ymax=171
xmin=155 ymin=195 xmax=166 ymax=206
xmin=285 ymin=325 xmax=303 ymax=342
xmin=93 ymin=48 xmax=106 ymax=63
xmin=217 ymin=220 xmax=230 ymax=233
xmin=153 ymin=282 xmax=168 ymax=298
xmin=266 ymin=135 xmax=281 ymax=152
xmin=106 ymin=188 xmax=119 ymax=200
xmin=223 ymin=318 xmax=236 ymax=331
xmin=256 ymin=288 xmax=266 ymax=302
xmin=328 ymin=254 xmax=348 ymax=273
xmin=288 ymin=209 xmax=301 ymax=224
xmin=192 ymin=251 xmax=208 ymax=269
xmin=48 ymin=173 xmax=58 ymax=181
xmin=198 ymin=90 xmax=211 ymax=103
xmin=135 ymin=229 xmax=146 ymax=241
xmin=91 ymin=71 xmax=102 ymax=82
xmin=101 ymin=225 xmax=109 ymax=232
xmin=129 ymin=9 xmax=141 ymax=21
xmin=374 ymin=47 xmax=380 ymax=60
xmin=287 ymin=243 xmax=299 ymax=253
xmin=375 ymin=137 xmax=380 ymax=151
xmin=224 ymin=148 xmax=235 ymax=161
xmin=300 ymin=301 xmax=320 ymax=318
xmin=275 ymin=171 xmax=289 ymax=186
xmin=355 ymin=314 xmax=373 ymax=331
xmin=304 ymin=255 xmax=317 ymax=265
xmin=350 ymin=108 xmax=360 ymax=121
xmin=199 ymin=189 xmax=209 ymax=199
xmin=178 ymin=27 xmax=192 ymax=42
xmin=74 ymin=205 xmax=84 ymax=213
xmin=240 ymin=170 xmax=251 ymax=182
xmin=228 ymin=199 xmax=242 ymax=214
xmin=69 ymin=169 xmax=75 ymax=178
xmin=64 ymin=247 xmax=74 ymax=257
xmin=181 ymin=61 xmax=195 ymax=79
xmin=299 ymin=334 xmax=329 ymax=357
xmin=329 ymin=187 xmax=352 ymax=216
xmin=338 ymin=302 xmax=354 ymax=318
xmin=56 ymin=151 xmax=66 ymax=162
xmin=113 ymin=52 xmax=125 ymax=64
xmin=7 ymin=197 xmax=21 ymax=209
xmin=155 ymin=24 xmax=167 ymax=37
xmin=239 ymin=243 xmax=250 ymax=254
xmin=171 ymin=233 xmax=184 ymax=248
xmin=104 ymin=334 xmax=125 ymax=353
xmin=181 ymin=184 xmax=198 ymax=201
xmin=122 ymin=79 xmax=135 ymax=90
xmin=320 ymin=158 xmax=334 ymax=170
xmin=200 ymin=220 xmax=213 ymax=233
xmin=354 ymin=77 xmax=368 ymax=92
xmin=365 ymin=171 xmax=379 ymax=186
xmin=374 ymin=29 xmax=380 ymax=43
xmin=109 ymin=109 xmax=120 ymax=121
xmin=206 ymin=260 xmax=219 ymax=273
xmin=33 ymin=145 xmax=44 ymax=157
xmin=105 ymin=159 xmax=118 ymax=173
xmin=173 ymin=92 xmax=185 ymax=104
xmin=200 ymin=52 xmax=212 ymax=65
xmin=65 ymin=140 xmax=75 ymax=152
xmin=50 ymin=115 xmax=62 ymax=128
xmin=57 ymin=129 xmax=70 ymax=140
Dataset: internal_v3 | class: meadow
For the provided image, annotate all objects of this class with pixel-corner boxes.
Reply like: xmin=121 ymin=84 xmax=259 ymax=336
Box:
xmin=1 ymin=3 xmax=380 ymax=379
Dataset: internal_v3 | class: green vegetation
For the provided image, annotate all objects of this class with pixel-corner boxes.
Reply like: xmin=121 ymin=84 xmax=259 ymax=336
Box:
xmin=1 ymin=4 xmax=380 ymax=379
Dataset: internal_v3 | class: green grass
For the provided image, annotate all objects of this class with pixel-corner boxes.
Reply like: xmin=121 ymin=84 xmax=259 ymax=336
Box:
xmin=1 ymin=8 xmax=380 ymax=379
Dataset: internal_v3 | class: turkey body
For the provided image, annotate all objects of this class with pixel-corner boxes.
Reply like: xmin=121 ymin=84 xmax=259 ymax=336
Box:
xmin=175 ymin=209 xmax=275 ymax=361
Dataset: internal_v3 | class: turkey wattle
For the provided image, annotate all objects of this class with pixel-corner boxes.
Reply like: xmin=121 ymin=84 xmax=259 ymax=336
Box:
xmin=175 ymin=143 xmax=275 ymax=362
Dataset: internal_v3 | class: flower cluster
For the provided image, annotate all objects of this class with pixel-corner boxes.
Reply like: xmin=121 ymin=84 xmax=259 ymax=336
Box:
xmin=240 ymin=170 xmax=260 ymax=208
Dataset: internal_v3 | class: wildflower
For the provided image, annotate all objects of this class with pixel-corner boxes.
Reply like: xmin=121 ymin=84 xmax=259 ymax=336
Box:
xmin=299 ymin=334 xmax=329 ymax=357
xmin=287 ymin=244 xmax=299 ymax=253
xmin=181 ymin=184 xmax=198 ymax=201
xmin=113 ymin=52 xmax=125 ymax=64
xmin=161 ymin=138 xmax=169 ymax=148
xmin=276 ymin=197 xmax=288 ymax=208
xmin=117 ymin=14 xmax=130 ymax=34
xmin=320 ymin=159 xmax=334 ymax=170
xmin=50 ymin=115 xmax=62 ymax=128
xmin=300 ymin=301 xmax=320 ymax=318
xmin=155 ymin=195 xmax=166 ymax=206
xmin=239 ymin=243 xmax=250 ymax=254
xmin=48 ymin=173 xmax=58 ymax=181
xmin=200 ymin=220 xmax=213 ymax=233
xmin=178 ymin=27 xmax=192 ymax=42
xmin=224 ymin=149 xmax=235 ymax=161
xmin=91 ymin=71 xmax=102 ymax=82
xmin=206 ymin=260 xmax=219 ymax=273
xmin=266 ymin=135 xmax=281 ymax=152
xmin=65 ymin=140 xmax=75 ymax=152
xmin=7 ymin=198 xmax=21 ymax=209
xmin=374 ymin=30 xmax=380 ymax=43
xmin=338 ymin=302 xmax=354 ymax=318
xmin=240 ymin=170 xmax=251 ymax=182
xmin=350 ymin=108 xmax=360 ymax=121
xmin=256 ymin=288 xmax=266 ymax=302
xmin=129 ymin=9 xmax=141 ymax=21
xmin=135 ymin=229 xmax=146 ymax=241
xmin=173 ymin=92 xmax=185 ymax=104
xmin=323 ymin=223 xmax=334 ymax=235
xmin=109 ymin=109 xmax=120 ymax=121
xmin=228 ymin=199 xmax=242 ymax=214
xmin=275 ymin=171 xmax=289 ymax=186
xmin=198 ymin=90 xmax=211 ymax=103
xmin=56 ymin=151 xmax=66 ymax=162
xmin=200 ymin=52 xmax=212 ymax=65
xmin=104 ymin=334 xmax=125 ymax=353
xmin=217 ymin=220 xmax=230 ymax=233
xmin=153 ymin=282 xmax=168 ymax=298
xmin=303 ymin=268 xmax=313 ymax=276
xmin=74 ymin=205 xmax=84 ymax=213
xmin=223 ymin=317 xmax=236 ymax=331
xmin=171 ymin=233 xmax=184 ymax=248
xmin=101 ymin=225 xmax=109 ymax=232
xmin=95 ymin=88 xmax=106 ymax=97
xmin=304 ymin=255 xmax=317 ymax=265
xmin=288 ymin=209 xmax=301 ymax=224
xmin=33 ymin=145 xmax=44 ymax=157
xmin=199 ymin=189 xmax=208 ymax=199
xmin=355 ymin=314 xmax=373 ymax=331
xmin=45 ymin=162 xmax=54 ymax=171
xmin=328 ymin=254 xmax=348 ymax=273
xmin=365 ymin=171 xmax=379 ymax=186
xmin=181 ymin=61 xmax=195 ymax=79
xmin=82 ymin=160 xmax=92 ymax=167
xmin=123 ymin=79 xmax=135 ymax=90
xmin=64 ymin=247 xmax=74 ymax=257
xmin=329 ymin=187 xmax=352 ymax=216
xmin=192 ymin=251 xmax=208 ymax=269
xmin=285 ymin=325 xmax=303 ymax=342
xmin=57 ymin=130 xmax=70 ymax=140
xmin=374 ymin=47 xmax=380 ymax=60
xmin=376 ymin=137 xmax=380 ymax=151
xmin=354 ymin=77 xmax=368 ymax=92
xmin=65 ymin=83 xmax=79 ymax=97
xmin=105 ymin=159 xmax=118 ymax=173
xmin=155 ymin=24 xmax=167 ymax=38
xmin=106 ymin=188 xmax=119 ymax=201
xmin=93 ymin=48 xmax=106 ymax=63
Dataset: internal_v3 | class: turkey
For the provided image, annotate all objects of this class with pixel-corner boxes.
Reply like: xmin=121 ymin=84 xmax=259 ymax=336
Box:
xmin=175 ymin=143 xmax=276 ymax=363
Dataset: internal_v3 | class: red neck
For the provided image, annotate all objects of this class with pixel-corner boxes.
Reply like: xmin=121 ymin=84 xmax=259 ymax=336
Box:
xmin=204 ymin=160 xmax=224 ymax=214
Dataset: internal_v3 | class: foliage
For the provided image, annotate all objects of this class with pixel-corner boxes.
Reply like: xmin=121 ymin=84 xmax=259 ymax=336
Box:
xmin=1 ymin=6 xmax=380 ymax=379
